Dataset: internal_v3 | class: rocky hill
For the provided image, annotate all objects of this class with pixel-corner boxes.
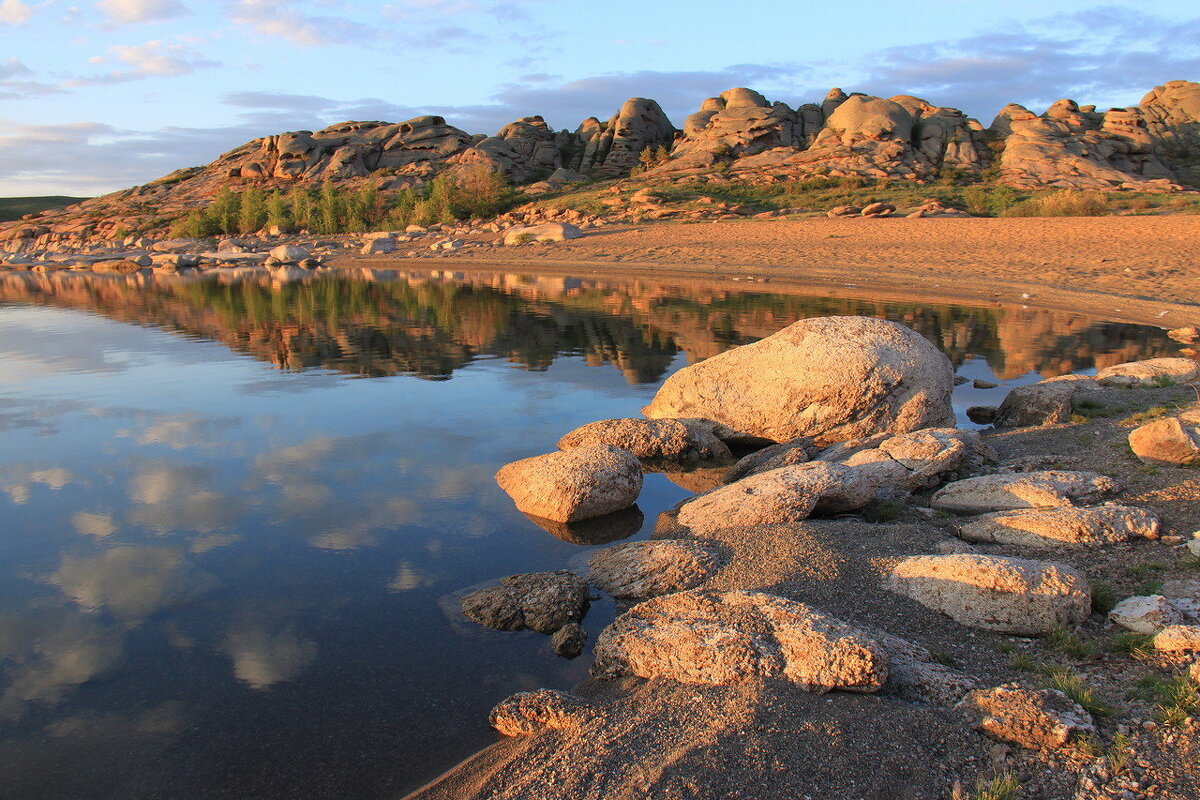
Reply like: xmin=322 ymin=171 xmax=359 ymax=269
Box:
xmin=2 ymin=80 xmax=1198 ymax=249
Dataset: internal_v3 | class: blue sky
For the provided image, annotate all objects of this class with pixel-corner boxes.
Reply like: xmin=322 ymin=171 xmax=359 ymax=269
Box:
xmin=1 ymin=0 xmax=1197 ymax=196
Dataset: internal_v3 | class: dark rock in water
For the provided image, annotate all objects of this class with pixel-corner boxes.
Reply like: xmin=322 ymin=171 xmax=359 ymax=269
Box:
xmin=550 ymin=623 xmax=587 ymax=658
xmin=972 ymin=379 xmax=999 ymax=389
xmin=966 ymin=405 xmax=998 ymax=424
xmin=524 ymin=506 xmax=644 ymax=545
xmin=460 ymin=570 xmax=589 ymax=634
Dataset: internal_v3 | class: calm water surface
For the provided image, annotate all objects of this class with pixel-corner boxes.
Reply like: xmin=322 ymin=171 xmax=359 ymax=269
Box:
xmin=0 ymin=269 xmax=1185 ymax=799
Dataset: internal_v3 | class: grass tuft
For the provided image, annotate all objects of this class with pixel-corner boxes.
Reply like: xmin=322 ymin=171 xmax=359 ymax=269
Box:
xmin=1039 ymin=663 xmax=1116 ymax=717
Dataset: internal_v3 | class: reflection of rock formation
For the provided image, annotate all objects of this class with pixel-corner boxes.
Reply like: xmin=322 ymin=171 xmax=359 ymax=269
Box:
xmin=0 ymin=271 xmax=1182 ymax=386
xmin=0 ymin=607 xmax=126 ymax=719
xmin=221 ymin=619 xmax=317 ymax=690
xmin=47 ymin=546 xmax=218 ymax=622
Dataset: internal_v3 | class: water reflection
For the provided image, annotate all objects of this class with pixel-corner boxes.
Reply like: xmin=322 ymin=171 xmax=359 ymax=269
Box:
xmin=0 ymin=269 xmax=1187 ymax=799
xmin=0 ymin=268 xmax=1183 ymax=384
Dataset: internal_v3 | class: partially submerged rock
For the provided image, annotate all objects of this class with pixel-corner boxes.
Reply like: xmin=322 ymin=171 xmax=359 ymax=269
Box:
xmin=1108 ymin=595 xmax=1186 ymax=634
xmin=550 ymin=623 xmax=587 ymax=658
xmin=1095 ymin=357 xmax=1200 ymax=387
xmin=887 ymin=554 xmax=1091 ymax=635
xmin=495 ymin=445 xmax=643 ymax=522
xmin=523 ymin=506 xmax=644 ymax=545
xmin=592 ymin=590 xmax=888 ymax=692
xmin=956 ymin=505 xmax=1160 ymax=548
xmin=460 ymin=570 xmax=589 ymax=634
xmin=488 ymin=689 xmax=600 ymax=736
xmin=958 ymin=684 xmax=1096 ymax=750
xmin=642 ymin=316 xmax=955 ymax=446
xmin=557 ymin=417 xmax=731 ymax=463
xmin=1128 ymin=417 xmax=1200 ymax=466
xmin=930 ymin=471 xmax=1119 ymax=514
xmin=587 ymin=540 xmax=724 ymax=600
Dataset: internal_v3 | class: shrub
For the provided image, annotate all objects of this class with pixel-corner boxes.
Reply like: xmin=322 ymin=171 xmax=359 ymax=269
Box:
xmin=1001 ymin=189 xmax=1110 ymax=217
xmin=963 ymin=185 xmax=1021 ymax=216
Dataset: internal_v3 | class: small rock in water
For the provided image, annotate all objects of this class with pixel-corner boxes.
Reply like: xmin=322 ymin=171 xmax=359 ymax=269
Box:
xmin=550 ymin=623 xmax=587 ymax=658
xmin=460 ymin=570 xmax=589 ymax=634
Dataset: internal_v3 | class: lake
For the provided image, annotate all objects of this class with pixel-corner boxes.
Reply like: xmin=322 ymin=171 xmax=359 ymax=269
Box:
xmin=0 ymin=268 xmax=1184 ymax=798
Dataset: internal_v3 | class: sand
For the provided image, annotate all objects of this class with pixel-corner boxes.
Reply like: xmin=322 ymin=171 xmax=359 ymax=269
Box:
xmin=335 ymin=215 xmax=1200 ymax=328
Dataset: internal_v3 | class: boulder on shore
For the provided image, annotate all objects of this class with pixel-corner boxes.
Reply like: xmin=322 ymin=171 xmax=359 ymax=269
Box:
xmin=642 ymin=316 xmax=955 ymax=446
xmin=503 ymin=222 xmax=584 ymax=245
xmin=1128 ymin=417 xmax=1200 ymax=466
xmin=958 ymin=684 xmax=1096 ymax=750
xmin=489 ymin=689 xmax=600 ymax=736
xmin=1095 ymin=357 xmax=1200 ymax=387
xmin=956 ymin=505 xmax=1160 ymax=548
xmin=930 ymin=471 xmax=1119 ymax=514
xmin=887 ymin=554 xmax=1091 ymax=635
xmin=557 ymin=417 xmax=731 ymax=463
xmin=495 ymin=444 xmax=643 ymax=522
xmin=587 ymin=540 xmax=724 ymax=600
xmin=592 ymin=590 xmax=888 ymax=692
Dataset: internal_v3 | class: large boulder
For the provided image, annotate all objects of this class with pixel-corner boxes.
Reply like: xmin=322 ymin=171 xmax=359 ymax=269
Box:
xmin=956 ymin=505 xmax=1160 ymax=548
xmin=557 ymin=418 xmax=731 ymax=463
xmin=1128 ymin=417 xmax=1200 ymax=466
xmin=587 ymin=540 xmax=723 ymax=601
xmin=495 ymin=445 xmax=643 ymax=523
xmin=887 ymin=554 xmax=1091 ymax=635
xmin=1095 ymin=357 xmax=1200 ymax=387
xmin=930 ymin=471 xmax=1119 ymax=514
xmin=460 ymin=570 xmax=589 ymax=634
xmin=503 ymin=222 xmax=584 ymax=245
xmin=958 ymin=684 xmax=1096 ymax=750
xmin=643 ymin=317 xmax=955 ymax=446
xmin=591 ymin=590 xmax=888 ymax=692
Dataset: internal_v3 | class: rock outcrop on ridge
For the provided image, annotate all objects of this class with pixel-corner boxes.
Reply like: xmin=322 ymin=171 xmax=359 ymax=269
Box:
xmin=2 ymin=79 xmax=1199 ymax=250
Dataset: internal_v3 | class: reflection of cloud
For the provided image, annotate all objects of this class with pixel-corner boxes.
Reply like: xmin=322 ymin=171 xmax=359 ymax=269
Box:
xmin=30 ymin=468 xmax=72 ymax=490
xmin=388 ymin=561 xmax=436 ymax=592
xmin=117 ymin=412 xmax=235 ymax=451
xmin=71 ymin=512 xmax=117 ymax=538
xmin=189 ymin=533 xmax=240 ymax=554
xmin=221 ymin=620 xmax=317 ymax=690
xmin=3 ymin=484 xmax=29 ymax=504
xmin=0 ymin=608 xmax=126 ymax=719
xmin=0 ymin=464 xmax=77 ymax=505
xmin=127 ymin=462 xmax=245 ymax=532
xmin=47 ymin=546 xmax=217 ymax=622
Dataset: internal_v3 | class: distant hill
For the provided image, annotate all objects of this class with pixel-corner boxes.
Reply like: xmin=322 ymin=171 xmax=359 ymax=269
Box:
xmin=0 ymin=196 xmax=90 ymax=223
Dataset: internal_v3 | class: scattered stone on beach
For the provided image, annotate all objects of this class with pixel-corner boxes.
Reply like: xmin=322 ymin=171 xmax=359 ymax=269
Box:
xmin=866 ymin=627 xmax=978 ymax=706
xmin=587 ymin=540 xmax=724 ymax=601
xmin=268 ymin=244 xmax=310 ymax=264
xmin=674 ymin=462 xmax=849 ymax=531
xmin=642 ymin=316 xmax=955 ymax=446
xmin=1152 ymin=624 xmax=1200 ymax=653
xmin=495 ymin=444 xmax=643 ymax=523
xmin=860 ymin=201 xmax=895 ymax=218
xmin=955 ymin=505 xmax=1160 ymax=548
xmin=1095 ymin=357 xmax=1200 ymax=387
xmin=1160 ymin=578 xmax=1200 ymax=619
xmin=503 ymin=222 xmax=584 ymax=245
xmin=930 ymin=471 xmax=1119 ymax=514
xmin=592 ymin=590 xmax=888 ymax=692
xmin=957 ymin=684 xmax=1096 ymax=750
xmin=1128 ymin=417 xmax=1200 ymax=466
xmin=488 ymin=689 xmax=600 ymax=736
xmin=557 ymin=417 xmax=731 ymax=463
xmin=460 ymin=570 xmax=589 ymax=634
xmin=550 ymin=623 xmax=588 ymax=658
xmin=360 ymin=236 xmax=396 ymax=254
xmin=993 ymin=381 xmax=1076 ymax=427
xmin=1108 ymin=595 xmax=1186 ymax=634
xmin=723 ymin=436 xmax=819 ymax=483
xmin=887 ymin=554 xmax=1091 ymax=635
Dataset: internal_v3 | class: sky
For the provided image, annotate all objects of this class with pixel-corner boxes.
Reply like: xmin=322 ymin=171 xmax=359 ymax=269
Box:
xmin=0 ymin=0 xmax=1198 ymax=196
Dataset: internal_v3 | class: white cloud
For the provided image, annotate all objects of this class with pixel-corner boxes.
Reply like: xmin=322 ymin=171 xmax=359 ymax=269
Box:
xmin=0 ymin=57 xmax=31 ymax=79
xmin=94 ymin=0 xmax=189 ymax=25
xmin=227 ymin=0 xmax=376 ymax=46
xmin=0 ymin=0 xmax=33 ymax=25
xmin=71 ymin=39 xmax=220 ymax=85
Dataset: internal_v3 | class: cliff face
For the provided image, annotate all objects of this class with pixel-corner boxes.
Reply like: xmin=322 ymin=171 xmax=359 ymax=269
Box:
xmin=2 ymin=80 xmax=1198 ymax=246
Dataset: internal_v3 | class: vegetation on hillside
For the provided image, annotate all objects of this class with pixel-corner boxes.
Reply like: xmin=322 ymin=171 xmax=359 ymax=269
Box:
xmin=169 ymin=165 xmax=518 ymax=238
xmin=0 ymin=196 xmax=89 ymax=223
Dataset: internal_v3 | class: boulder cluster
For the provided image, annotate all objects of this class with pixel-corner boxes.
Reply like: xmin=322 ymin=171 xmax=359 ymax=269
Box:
xmin=449 ymin=317 xmax=1199 ymax=771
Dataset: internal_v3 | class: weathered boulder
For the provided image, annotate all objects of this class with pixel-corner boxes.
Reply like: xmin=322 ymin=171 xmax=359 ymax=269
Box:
xmin=495 ymin=445 xmax=643 ymax=523
xmin=489 ymin=689 xmax=599 ymax=736
xmin=643 ymin=316 xmax=954 ymax=446
xmin=993 ymin=381 xmax=1076 ymax=427
xmin=1108 ymin=595 xmax=1185 ymax=634
xmin=587 ymin=540 xmax=723 ymax=600
xmin=958 ymin=684 xmax=1096 ymax=750
xmin=1153 ymin=624 xmax=1200 ymax=653
xmin=835 ymin=427 xmax=993 ymax=491
xmin=887 ymin=554 xmax=1091 ymax=635
xmin=1095 ymin=357 xmax=1200 ymax=387
xmin=723 ymin=436 xmax=819 ymax=483
xmin=930 ymin=471 xmax=1119 ymax=514
xmin=675 ymin=462 xmax=850 ymax=531
xmin=956 ymin=505 xmax=1160 ymax=548
xmin=460 ymin=570 xmax=589 ymax=634
xmin=1128 ymin=417 xmax=1200 ymax=466
xmin=557 ymin=418 xmax=731 ymax=463
xmin=573 ymin=97 xmax=675 ymax=177
xmin=592 ymin=590 xmax=888 ymax=692
xmin=360 ymin=236 xmax=396 ymax=255
xmin=503 ymin=222 xmax=584 ymax=245
xmin=268 ymin=244 xmax=310 ymax=264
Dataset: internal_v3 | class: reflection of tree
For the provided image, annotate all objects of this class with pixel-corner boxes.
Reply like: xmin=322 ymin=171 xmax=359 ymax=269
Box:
xmin=0 ymin=272 xmax=1181 ymax=384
